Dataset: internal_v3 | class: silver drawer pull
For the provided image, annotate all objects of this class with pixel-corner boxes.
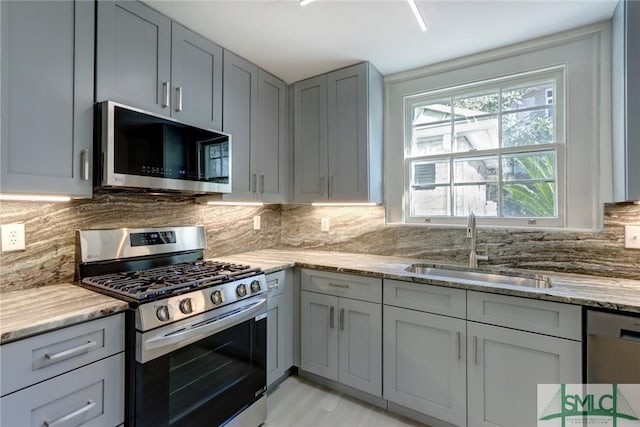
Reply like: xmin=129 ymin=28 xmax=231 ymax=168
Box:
xmin=268 ymin=283 xmax=279 ymax=290
xmin=44 ymin=400 xmax=96 ymax=427
xmin=45 ymin=340 xmax=97 ymax=361
xmin=328 ymin=282 xmax=349 ymax=289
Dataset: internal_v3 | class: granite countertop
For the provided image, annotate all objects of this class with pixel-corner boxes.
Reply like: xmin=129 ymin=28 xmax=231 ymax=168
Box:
xmin=0 ymin=283 xmax=129 ymax=344
xmin=220 ymin=249 xmax=640 ymax=314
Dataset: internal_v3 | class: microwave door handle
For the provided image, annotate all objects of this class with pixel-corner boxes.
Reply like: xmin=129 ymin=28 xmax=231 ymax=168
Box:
xmin=144 ymin=298 xmax=267 ymax=351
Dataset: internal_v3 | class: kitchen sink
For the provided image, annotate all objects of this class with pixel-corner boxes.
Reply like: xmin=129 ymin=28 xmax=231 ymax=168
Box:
xmin=404 ymin=264 xmax=552 ymax=288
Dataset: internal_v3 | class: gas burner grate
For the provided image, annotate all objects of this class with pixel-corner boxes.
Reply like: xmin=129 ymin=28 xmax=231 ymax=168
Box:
xmin=81 ymin=261 xmax=261 ymax=301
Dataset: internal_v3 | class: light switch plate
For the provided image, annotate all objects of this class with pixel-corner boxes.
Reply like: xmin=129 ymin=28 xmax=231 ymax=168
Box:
xmin=321 ymin=217 xmax=330 ymax=232
xmin=624 ymin=225 xmax=640 ymax=249
xmin=1 ymin=223 xmax=26 ymax=252
xmin=253 ymin=215 xmax=261 ymax=230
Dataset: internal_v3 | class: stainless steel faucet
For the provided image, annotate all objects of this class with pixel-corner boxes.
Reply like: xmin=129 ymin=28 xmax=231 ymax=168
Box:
xmin=467 ymin=212 xmax=488 ymax=267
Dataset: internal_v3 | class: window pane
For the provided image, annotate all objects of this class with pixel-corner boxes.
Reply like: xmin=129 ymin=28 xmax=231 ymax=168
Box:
xmin=454 ymin=157 xmax=498 ymax=183
xmin=453 ymin=115 xmax=499 ymax=152
xmin=454 ymin=183 xmax=499 ymax=216
xmin=502 ymin=151 xmax=555 ymax=181
xmin=411 ymin=186 xmax=450 ymax=216
xmin=412 ymin=160 xmax=450 ymax=187
xmin=411 ymin=100 xmax=452 ymax=156
xmin=453 ymin=91 xmax=499 ymax=115
xmin=502 ymin=109 xmax=553 ymax=147
xmin=502 ymin=182 xmax=556 ymax=217
xmin=502 ymin=81 xmax=554 ymax=111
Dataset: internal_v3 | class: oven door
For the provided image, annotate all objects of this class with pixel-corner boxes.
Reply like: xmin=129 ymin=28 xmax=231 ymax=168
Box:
xmin=133 ymin=299 xmax=266 ymax=427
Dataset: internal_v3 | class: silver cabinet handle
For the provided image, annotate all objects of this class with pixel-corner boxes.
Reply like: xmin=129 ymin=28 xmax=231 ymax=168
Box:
xmin=320 ymin=177 xmax=326 ymax=196
xmin=328 ymin=282 xmax=349 ymax=289
xmin=473 ymin=336 xmax=478 ymax=365
xmin=329 ymin=306 xmax=335 ymax=329
xmin=267 ymin=280 xmax=279 ymax=291
xmin=80 ymin=149 xmax=90 ymax=181
xmin=176 ymin=86 xmax=183 ymax=112
xmin=339 ymin=308 xmax=345 ymax=331
xmin=252 ymin=174 xmax=257 ymax=193
xmin=162 ymin=81 xmax=170 ymax=108
xmin=44 ymin=400 xmax=96 ymax=427
xmin=456 ymin=332 xmax=461 ymax=360
xmin=45 ymin=340 xmax=97 ymax=362
xmin=260 ymin=174 xmax=265 ymax=193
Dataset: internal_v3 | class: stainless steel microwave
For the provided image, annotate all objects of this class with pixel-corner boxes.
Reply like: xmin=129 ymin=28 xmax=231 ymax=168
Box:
xmin=96 ymin=101 xmax=231 ymax=194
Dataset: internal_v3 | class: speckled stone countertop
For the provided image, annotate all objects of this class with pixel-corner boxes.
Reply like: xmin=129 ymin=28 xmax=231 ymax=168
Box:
xmin=0 ymin=284 xmax=129 ymax=344
xmin=220 ymin=249 xmax=640 ymax=314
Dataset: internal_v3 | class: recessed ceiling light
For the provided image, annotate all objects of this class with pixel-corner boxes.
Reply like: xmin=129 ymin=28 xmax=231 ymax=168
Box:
xmin=407 ymin=0 xmax=427 ymax=32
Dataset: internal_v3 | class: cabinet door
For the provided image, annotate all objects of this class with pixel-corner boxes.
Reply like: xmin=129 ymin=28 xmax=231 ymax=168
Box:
xmin=300 ymin=291 xmax=338 ymax=381
xmin=96 ymin=1 xmax=171 ymax=114
xmin=327 ymin=63 xmax=368 ymax=202
xmin=171 ymin=22 xmax=222 ymax=130
xmin=257 ymin=69 xmax=288 ymax=203
xmin=266 ymin=277 xmax=294 ymax=387
xmin=338 ymin=298 xmax=382 ymax=397
xmin=222 ymin=50 xmax=258 ymax=200
xmin=467 ymin=322 xmax=581 ymax=427
xmin=383 ymin=306 xmax=466 ymax=426
xmin=294 ymin=75 xmax=328 ymax=202
xmin=1 ymin=0 xmax=94 ymax=197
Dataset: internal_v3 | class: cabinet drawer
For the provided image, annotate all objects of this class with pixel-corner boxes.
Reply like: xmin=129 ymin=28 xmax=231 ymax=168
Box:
xmin=1 ymin=353 xmax=124 ymax=427
xmin=266 ymin=270 xmax=287 ymax=298
xmin=302 ymin=269 xmax=381 ymax=303
xmin=467 ymin=291 xmax=581 ymax=340
xmin=1 ymin=314 xmax=125 ymax=396
xmin=383 ymin=279 xmax=466 ymax=319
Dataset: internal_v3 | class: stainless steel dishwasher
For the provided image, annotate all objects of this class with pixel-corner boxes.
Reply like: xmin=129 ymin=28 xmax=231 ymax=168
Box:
xmin=587 ymin=310 xmax=640 ymax=383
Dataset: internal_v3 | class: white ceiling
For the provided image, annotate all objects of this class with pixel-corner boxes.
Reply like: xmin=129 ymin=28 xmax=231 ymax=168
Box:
xmin=145 ymin=0 xmax=618 ymax=84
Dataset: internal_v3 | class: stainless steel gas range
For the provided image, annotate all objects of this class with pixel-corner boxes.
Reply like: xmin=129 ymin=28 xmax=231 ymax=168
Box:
xmin=76 ymin=226 xmax=267 ymax=427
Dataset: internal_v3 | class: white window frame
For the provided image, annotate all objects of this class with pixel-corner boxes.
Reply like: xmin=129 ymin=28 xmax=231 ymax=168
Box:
xmin=402 ymin=68 xmax=566 ymax=228
xmin=383 ymin=24 xmax=612 ymax=231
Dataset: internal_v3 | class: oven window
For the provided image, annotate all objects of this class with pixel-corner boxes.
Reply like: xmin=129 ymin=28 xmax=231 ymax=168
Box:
xmin=135 ymin=318 xmax=266 ymax=427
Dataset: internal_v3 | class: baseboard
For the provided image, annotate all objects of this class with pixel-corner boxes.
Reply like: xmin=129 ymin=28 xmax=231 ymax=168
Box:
xmin=387 ymin=402 xmax=457 ymax=427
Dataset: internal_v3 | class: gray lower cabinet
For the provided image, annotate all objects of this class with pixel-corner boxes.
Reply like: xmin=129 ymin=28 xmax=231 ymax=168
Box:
xmin=293 ymin=62 xmax=383 ymax=203
xmin=383 ymin=306 xmax=466 ymax=426
xmin=266 ymin=270 xmax=294 ymax=387
xmin=223 ymin=50 xmax=288 ymax=202
xmin=467 ymin=322 xmax=582 ymax=427
xmin=97 ymin=1 xmax=223 ymax=129
xmin=0 ymin=314 xmax=125 ymax=427
xmin=1 ymin=0 xmax=94 ymax=197
xmin=301 ymin=290 xmax=382 ymax=397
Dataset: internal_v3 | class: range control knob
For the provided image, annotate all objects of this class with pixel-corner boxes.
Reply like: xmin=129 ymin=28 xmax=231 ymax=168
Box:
xmin=211 ymin=290 xmax=223 ymax=305
xmin=179 ymin=298 xmax=193 ymax=314
xmin=156 ymin=305 xmax=170 ymax=322
xmin=250 ymin=280 xmax=261 ymax=293
xmin=236 ymin=284 xmax=247 ymax=297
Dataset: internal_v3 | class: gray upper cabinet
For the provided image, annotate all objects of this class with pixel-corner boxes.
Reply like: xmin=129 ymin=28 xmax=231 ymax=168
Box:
xmin=223 ymin=51 xmax=259 ymax=199
xmin=1 ymin=0 xmax=94 ymax=198
xmin=223 ymin=51 xmax=288 ymax=202
xmin=612 ymin=0 xmax=640 ymax=201
xmin=294 ymin=75 xmax=329 ymax=202
xmin=294 ymin=62 xmax=383 ymax=203
xmin=257 ymin=69 xmax=288 ymax=202
xmin=96 ymin=1 xmax=171 ymax=115
xmin=171 ymin=22 xmax=223 ymax=130
xmin=97 ymin=1 xmax=223 ymax=129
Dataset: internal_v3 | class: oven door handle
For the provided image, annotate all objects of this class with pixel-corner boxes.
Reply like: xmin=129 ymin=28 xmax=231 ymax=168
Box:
xmin=144 ymin=298 xmax=267 ymax=352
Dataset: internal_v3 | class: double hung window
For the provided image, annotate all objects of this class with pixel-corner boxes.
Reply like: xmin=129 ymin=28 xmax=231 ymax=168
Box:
xmin=404 ymin=69 xmax=564 ymax=227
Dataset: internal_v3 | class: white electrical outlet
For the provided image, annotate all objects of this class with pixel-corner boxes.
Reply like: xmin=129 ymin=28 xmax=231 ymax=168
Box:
xmin=321 ymin=217 xmax=330 ymax=232
xmin=624 ymin=225 xmax=640 ymax=249
xmin=253 ymin=215 xmax=261 ymax=230
xmin=1 ymin=223 xmax=26 ymax=252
